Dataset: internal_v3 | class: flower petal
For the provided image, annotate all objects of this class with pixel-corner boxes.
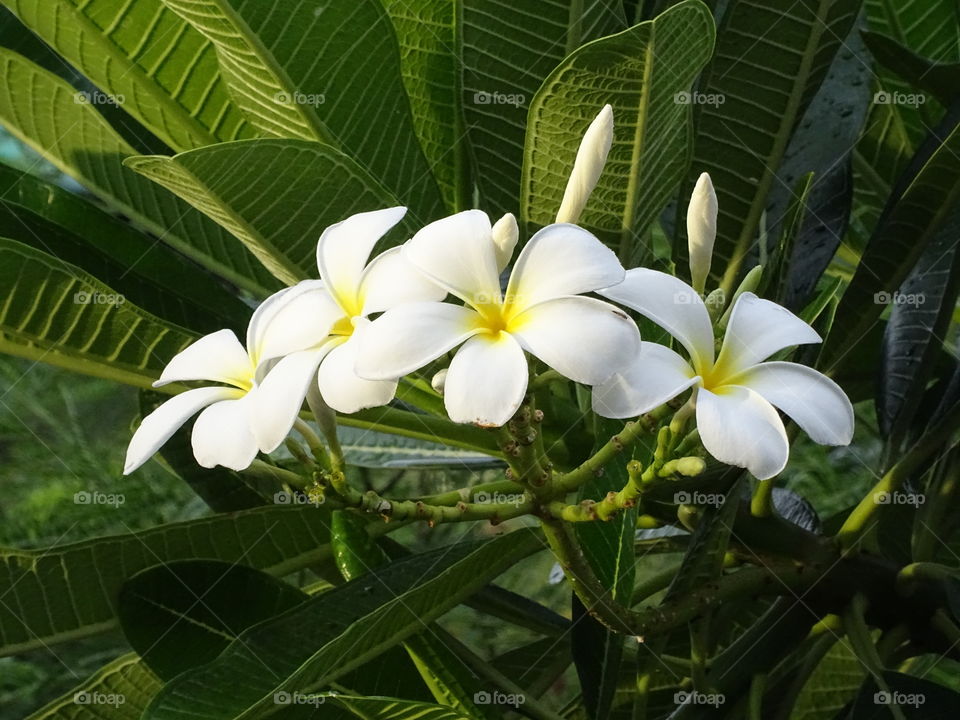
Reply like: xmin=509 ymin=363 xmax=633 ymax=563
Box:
xmin=715 ymin=293 xmax=821 ymax=378
xmin=696 ymin=385 xmax=789 ymax=480
xmin=316 ymin=206 xmax=408 ymax=313
xmin=247 ymin=280 xmax=342 ymax=366
xmin=191 ymin=394 xmax=260 ymax=470
xmin=356 ymin=301 xmax=481 ymax=380
xmin=593 ymin=342 xmax=699 ymax=419
xmin=402 ymin=210 xmax=502 ymax=307
xmin=556 ymin=104 xmax=613 ymax=224
xmin=510 ymin=296 xmax=640 ymax=385
xmin=318 ymin=331 xmax=398 ymax=413
xmin=491 ymin=213 xmax=518 ymax=273
xmin=732 ymin=361 xmax=854 ymax=445
xmin=444 ymin=332 xmax=528 ymax=426
xmin=251 ymin=347 xmax=329 ymax=453
xmin=155 ymin=329 xmax=252 ymax=388
xmin=358 ymin=247 xmax=446 ymax=316
xmin=505 ymin=223 xmax=624 ymax=312
xmin=687 ymin=172 xmax=717 ymax=293
xmin=124 ymin=386 xmax=240 ymax=474
xmin=599 ymin=268 xmax=715 ymax=371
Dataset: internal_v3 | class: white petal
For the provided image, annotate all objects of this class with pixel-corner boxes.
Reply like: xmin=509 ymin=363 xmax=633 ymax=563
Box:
xmin=358 ymin=247 xmax=446 ymax=316
xmin=402 ymin=210 xmax=502 ymax=307
xmin=593 ymin=342 xmax=699 ymax=419
xmin=732 ymin=361 xmax=854 ymax=446
xmin=696 ymin=386 xmax=789 ymax=480
xmin=714 ymin=293 xmax=821 ymax=379
xmin=444 ymin=333 xmax=528 ymax=426
xmin=251 ymin=347 xmax=328 ymax=453
xmin=510 ymin=296 xmax=640 ymax=386
xmin=505 ymin=223 xmax=624 ymax=312
xmin=247 ymin=280 xmax=342 ymax=366
xmin=155 ymin=329 xmax=252 ymax=388
xmin=687 ymin=172 xmax=717 ymax=293
xmin=492 ymin=213 xmax=519 ymax=273
xmin=318 ymin=332 xmax=398 ymax=413
xmin=556 ymin=104 xmax=613 ymax=224
xmin=191 ymin=394 xmax=260 ymax=470
xmin=124 ymin=387 xmax=240 ymax=474
xmin=598 ymin=268 xmax=714 ymax=371
xmin=355 ymin=301 xmax=481 ymax=380
xmin=316 ymin=206 xmax=408 ymax=314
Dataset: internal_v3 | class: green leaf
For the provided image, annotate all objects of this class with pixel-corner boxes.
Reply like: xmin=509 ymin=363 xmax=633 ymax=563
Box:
xmin=785 ymin=635 xmax=868 ymax=720
xmin=681 ymin=0 xmax=862 ymax=290
xmin=159 ymin=0 xmax=443 ymax=220
xmin=0 ymin=48 xmax=279 ymax=296
xmin=125 ymin=139 xmax=408 ymax=285
xmin=0 ymin=237 xmax=196 ymax=388
xmin=847 ymin=670 xmax=960 ymax=719
xmin=118 ymin=560 xmax=309 ymax=680
xmin=878 ymin=205 xmax=960 ymax=448
xmin=522 ymin=0 xmax=716 ymax=262
xmin=0 ymin=504 xmax=333 ymax=657
xmin=337 ymin=425 xmax=497 ymax=469
xmin=864 ymin=0 xmax=960 ymax=62
xmin=464 ymin=0 xmax=626 ymax=217
xmin=863 ymin=31 xmax=960 ymax=107
xmin=24 ymin=653 xmax=161 ymax=720
xmin=1 ymin=0 xmax=257 ymax=151
xmin=143 ymin=530 xmax=545 ymax=720
xmin=326 ymin=694 xmax=474 ymax=720
xmin=0 ymin=164 xmax=249 ymax=334
xmin=822 ymin=109 xmax=960 ymax=374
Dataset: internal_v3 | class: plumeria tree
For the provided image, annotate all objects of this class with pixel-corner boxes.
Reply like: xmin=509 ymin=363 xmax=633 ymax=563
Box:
xmin=2 ymin=1 xmax=960 ymax=719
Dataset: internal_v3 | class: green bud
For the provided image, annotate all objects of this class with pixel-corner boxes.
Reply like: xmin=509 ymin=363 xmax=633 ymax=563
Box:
xmin=718 ymin=265 xmax=763 ymax=330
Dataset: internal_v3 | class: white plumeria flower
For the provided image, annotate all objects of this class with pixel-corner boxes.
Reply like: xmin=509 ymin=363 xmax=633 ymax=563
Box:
xmin=249 ymin=206 xmax=446 ymax=451
xmin=593 ymin=270 xmax=854 ymax=479
xmin=355 ymin=210 xmax=641 ymax=427
xmin=556 ymin=104 xmax=614 ymax=224
xmin=123 ymin=283 xmax=335 ymax=474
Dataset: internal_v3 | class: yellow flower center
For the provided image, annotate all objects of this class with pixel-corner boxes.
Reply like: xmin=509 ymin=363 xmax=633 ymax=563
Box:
xmin=331 ymin=315 xmax=355 ymax=336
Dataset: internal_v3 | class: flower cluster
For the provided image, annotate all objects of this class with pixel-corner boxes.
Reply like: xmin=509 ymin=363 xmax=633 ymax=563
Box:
xmin=125 ymin=106 xmax=853 ymax=481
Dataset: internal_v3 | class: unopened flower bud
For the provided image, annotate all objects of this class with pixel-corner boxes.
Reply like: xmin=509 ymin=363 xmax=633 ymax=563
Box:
xmin=431 ymin=368 xmax=448 ymax=395
xmin=491 ymin=213 xmax=518 ymax=272
xmin=687 ymin=172 xmax=717 ymax=294
xmin=556 ymin=104 xmax=613 ymax=224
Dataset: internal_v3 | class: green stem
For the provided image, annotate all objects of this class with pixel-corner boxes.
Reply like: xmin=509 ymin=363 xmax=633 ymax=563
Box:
xmin=751 ymin=479 xmax=775 ymax=518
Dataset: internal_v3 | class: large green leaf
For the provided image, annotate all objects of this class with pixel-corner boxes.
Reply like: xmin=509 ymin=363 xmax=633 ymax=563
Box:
xmin=863 ymin=31 xmax=960 ymax=107
xmin=158 ymin=0 xmax=444 ymax=221
xmin=118 ymin=561 xmax=309 ymax=680
xmin=0 ymin=164 xmax=249 ymax=334
xmin=0 ymin=237 xmax=196 ymax=388
xmin=680 ymin=0 xmax=862 ymax=290
xmin=1 ymin=0 xmax=257 ymax=151
xmin=0 ymin=48 xmax=279 ymax=296
xmin=325 ymin=695 xmax=474 ymax=720
xmin=337 ymin=425 xmax=496 ymax=469
xmin=864 ymin=0 xmax=960 ymax=62
xmin=24 ymin=653 xmax=161 ymax=720
xmin=143 ymin=530 xmax=545 ymax=720
xmin=522 ymin=0 xmax=716 ymax=262
xmin=125 ymin=139 xmax=409 ymax=285
xmin=464 ymin=0 xmax=626 ymax=217
xmin=784 ymin=635 xmax=867 ymax=719
xmin=0 ymin=504 xmax=333 ymax=657
xmin=822 ymin=110 xmax=960 ymax=373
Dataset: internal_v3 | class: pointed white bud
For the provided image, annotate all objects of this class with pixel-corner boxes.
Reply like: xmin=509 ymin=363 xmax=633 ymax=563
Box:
xmin=431 ymin=368 xmax=448 ymax=395
xmin=491 ymin=212 xmax=518 ymax=273
xmin=687 ymin=172 xmax=717 ymax=294
xmin=555 ymin=104 xmax=614 ymax=224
